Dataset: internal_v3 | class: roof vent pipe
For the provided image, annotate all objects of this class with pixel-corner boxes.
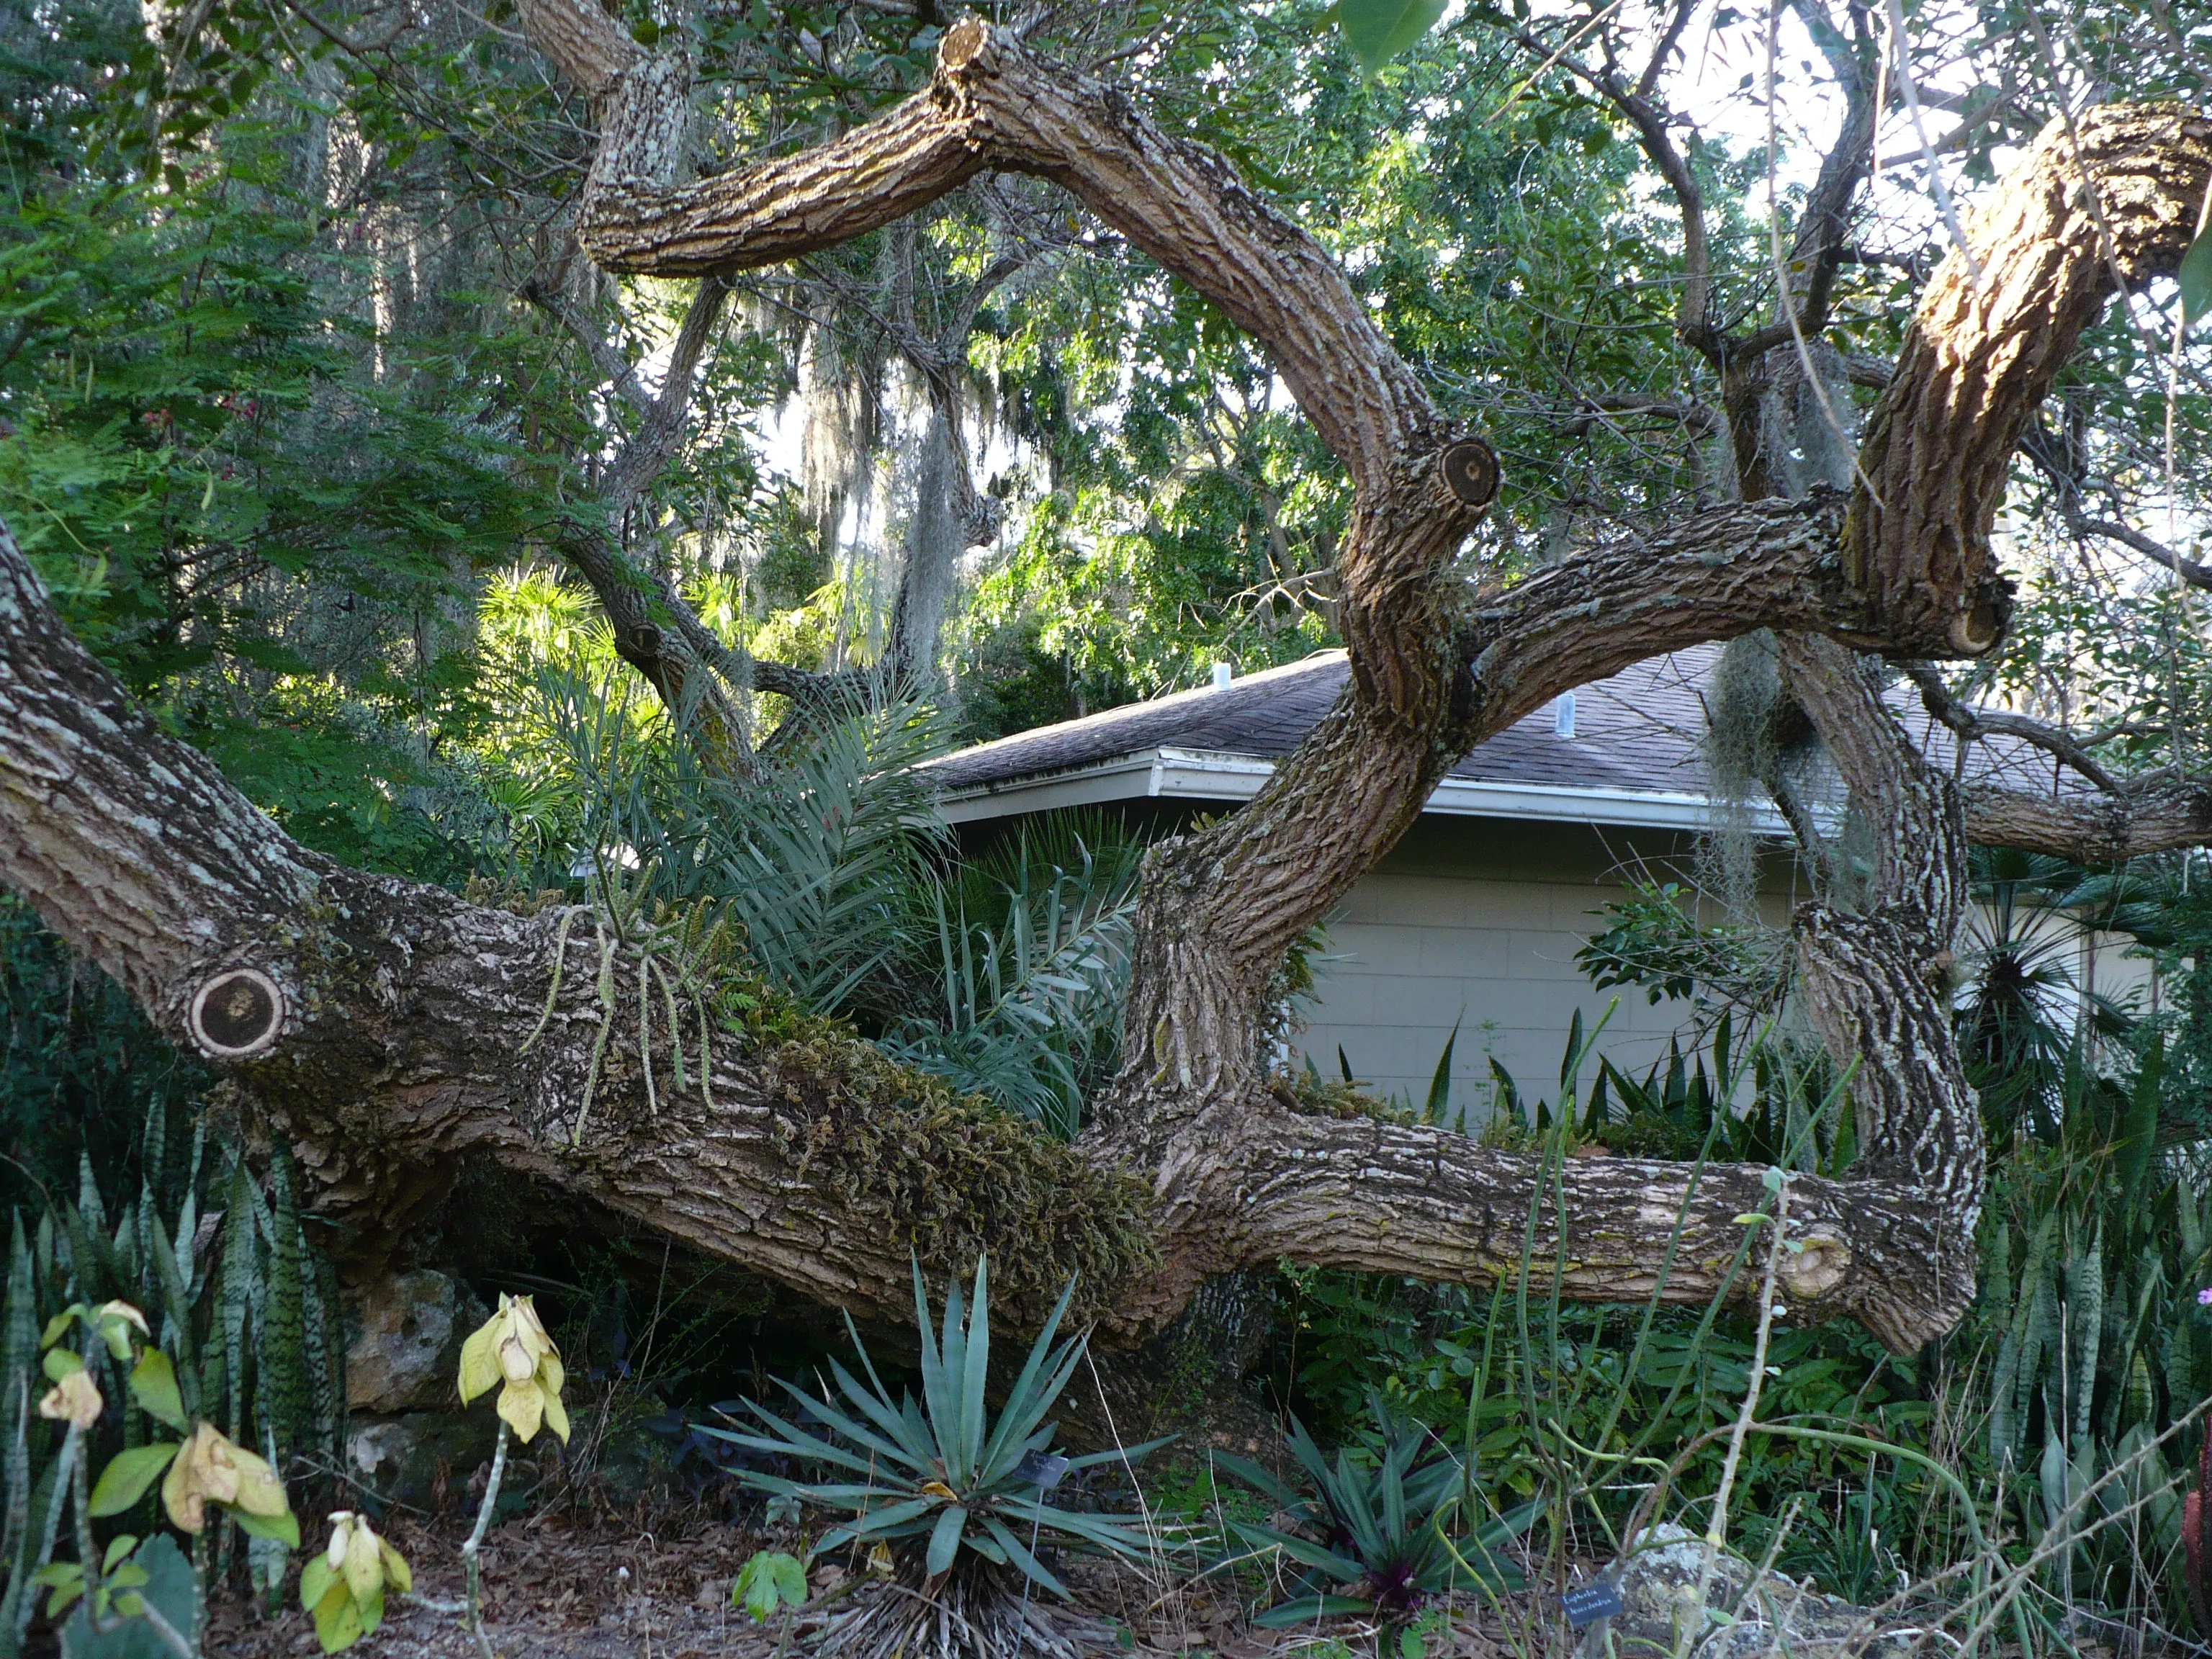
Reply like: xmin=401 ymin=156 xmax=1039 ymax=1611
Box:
xmin=1211 ymin=661 xmax=1233 ymax=691
xmin=1554 ymin=692 xmax=1575 ymax=739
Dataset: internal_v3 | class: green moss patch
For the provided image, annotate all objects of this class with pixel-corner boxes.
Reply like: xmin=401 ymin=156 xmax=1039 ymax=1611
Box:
xmin=760 ymin=1033 xmax=1157 ymax=1322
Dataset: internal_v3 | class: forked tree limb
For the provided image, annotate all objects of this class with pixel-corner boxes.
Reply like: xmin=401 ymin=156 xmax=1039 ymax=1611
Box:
xmin=0 ymin=517 xmax=1971 ymax=1347
xmin=521 ymin=9 xmax=1437 ymax=491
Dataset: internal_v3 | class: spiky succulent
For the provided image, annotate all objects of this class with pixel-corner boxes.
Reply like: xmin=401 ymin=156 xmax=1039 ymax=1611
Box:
xmin=713 ymin=1259 xmax=1159 ymax=1596
xmin=1214 ymin=1394 xmax=1530 ymax=1627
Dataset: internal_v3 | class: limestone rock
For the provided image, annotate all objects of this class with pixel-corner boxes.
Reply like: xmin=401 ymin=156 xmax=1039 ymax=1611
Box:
xmin=345 ymin=1269 xmax=477 ymax=1413
xmin=346 ymin=1412 xmax=505 ymax=1509
xmin=1593 ymin=1524 xmax=1915 ymax=1659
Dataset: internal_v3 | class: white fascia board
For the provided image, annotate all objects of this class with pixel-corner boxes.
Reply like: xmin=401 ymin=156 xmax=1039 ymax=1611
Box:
xmin=936 ymin=746 xmax=1790 ymax=833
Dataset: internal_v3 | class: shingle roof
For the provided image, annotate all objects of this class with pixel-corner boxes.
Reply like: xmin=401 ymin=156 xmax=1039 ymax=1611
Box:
xmin=927 ymin=644 xmax=2076 ymax=819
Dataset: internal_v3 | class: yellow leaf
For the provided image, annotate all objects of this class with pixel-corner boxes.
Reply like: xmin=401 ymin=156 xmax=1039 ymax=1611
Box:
xmin=379 ymin=1540 xmax=413 ymax=1596
xmin=163 ymin=1424 xmax=286 ymax=1534
xmin=497 ymin=1378 xmax=544 ymax=1444
xmin=540 ymin=1387 xmax=570 ymax=1446
xmin=509 ymin=1296 xmax=554 ymax=1366
xmin=223 ymin=1442 xmax=288 ymax=1519
xmin=457 ymin=1316 xmax=503 ymax=1405
xmin=94 ymin=1301 xmax=150 ymax=1336
xmin=161 ymin=1434 xmax=205 ymax=1534
xmin=38 ymin=1370 xmax=102 ymax=1431
xmin=919 ymin=1481 xmax=957 ymax=1501
xmin=343 ymin=1517 xmax=383 ymax=1604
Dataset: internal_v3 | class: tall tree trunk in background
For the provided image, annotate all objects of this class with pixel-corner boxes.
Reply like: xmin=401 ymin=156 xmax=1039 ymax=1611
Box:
xmin=4 ymin=6 xmax=2210 ymax=1355
xmin=888 ymin=406 xmax=963 ymax=688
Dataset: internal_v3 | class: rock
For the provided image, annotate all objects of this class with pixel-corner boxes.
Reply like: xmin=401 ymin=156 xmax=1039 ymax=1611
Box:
xmin=1593 ymin=1523 xmax=1915 ymax=1658
xmin=346 ymin=1411 xmax=505 ymax=1509
xmin=591 ymin=1429 xmax=677 ymax=1509
xmin=346 ymin=1269 xmax=478 ymax=1413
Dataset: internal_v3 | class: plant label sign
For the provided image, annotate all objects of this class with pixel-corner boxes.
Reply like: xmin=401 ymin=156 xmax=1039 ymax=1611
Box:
xmin=1014 ymin=1450 xmax=1070 ymax=1491
xmin=1560 ymin=1581 xmax=1624 ymax=1629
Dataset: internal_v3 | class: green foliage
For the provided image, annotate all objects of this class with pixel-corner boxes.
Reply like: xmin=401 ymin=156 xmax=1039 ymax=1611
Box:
xmin=1213 ymin=1394 xmax=1528 ymax=1626
xmin=1337 ymin=0 xmax=1451 ymax=77
xmin=1575 ymin=881 xmax=1773 ymax=1012
xmin=2182 ymin=229 xmax=2212 ymax=328
xmin=0 ymin=1094 xmax=337 ymax=1655
xmin=733 ymin=1550 xmax=807 ymax=1623
xmin=1956 ymin=850 xmax=2141 ymax=1141
xmin=880 ymin=817 xmax=1145 ymax=1138
xmin=715 ymin=1259 xmax=1160 ymax=1596
xmin=1976 ymin=1044 xmax=2203 ymax=1620
xmin=0 ymin=897 xmax=207 ymax=1213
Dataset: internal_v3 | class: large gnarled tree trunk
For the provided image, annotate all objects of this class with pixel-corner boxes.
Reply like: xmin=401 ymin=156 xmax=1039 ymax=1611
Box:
xmin=4 ymin=9 xmax=2209 ymax=1352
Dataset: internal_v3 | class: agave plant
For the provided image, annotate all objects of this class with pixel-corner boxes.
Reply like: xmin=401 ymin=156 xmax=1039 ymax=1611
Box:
xmin=711 ymin=1259 xmax=1160 ymax=1659
xmin=1213 ymin=1394 xmax=1529 ymax=1627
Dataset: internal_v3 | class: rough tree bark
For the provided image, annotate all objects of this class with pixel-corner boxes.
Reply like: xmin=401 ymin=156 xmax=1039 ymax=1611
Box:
xmin=4 ymin=9 xmax=2209 ymax=1354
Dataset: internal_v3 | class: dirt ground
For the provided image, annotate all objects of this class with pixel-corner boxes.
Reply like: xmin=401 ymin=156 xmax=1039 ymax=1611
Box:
xmin=202 ymin=1508 xmax=1529 ymax=1658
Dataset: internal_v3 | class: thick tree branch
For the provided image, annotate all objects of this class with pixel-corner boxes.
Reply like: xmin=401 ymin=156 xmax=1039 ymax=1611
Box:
xmin=1776 ymin=635 xmax=1981 ymax=1232
xmin=520 ymin=10 xmax=1438 ymax=489
xmin=1849 ymin=107 xmax=2212 ymax=653
xmin=20 ymin=0 xmax=2212 ymax=1364
xmin=1963 ymin=778 xmax=2212 ymax=863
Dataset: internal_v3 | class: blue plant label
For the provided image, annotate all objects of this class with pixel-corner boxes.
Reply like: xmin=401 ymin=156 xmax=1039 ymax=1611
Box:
xmin=1560 ymin=1581 xmax=1624 ymax=1629
xmin=1015 ymin=1449 xmax=1071 ymax=1490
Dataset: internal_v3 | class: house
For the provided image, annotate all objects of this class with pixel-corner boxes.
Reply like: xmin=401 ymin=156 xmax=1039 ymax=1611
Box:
xmin=924 ymin=647 xmax=2147 ymax=1116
